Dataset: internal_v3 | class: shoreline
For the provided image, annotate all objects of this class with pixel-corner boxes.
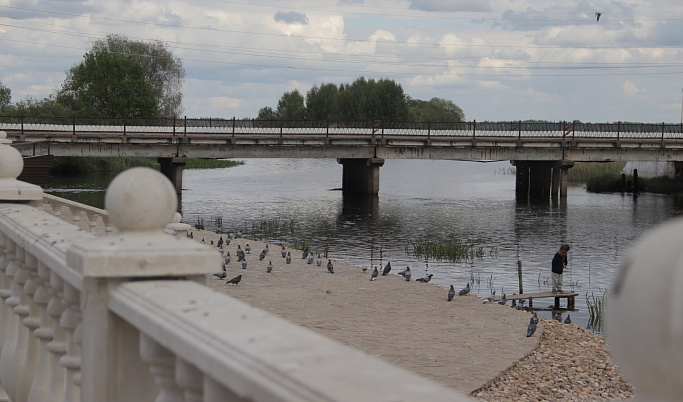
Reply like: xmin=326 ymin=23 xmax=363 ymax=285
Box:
xmin=193 ymin=230 xmax=635 ymax=400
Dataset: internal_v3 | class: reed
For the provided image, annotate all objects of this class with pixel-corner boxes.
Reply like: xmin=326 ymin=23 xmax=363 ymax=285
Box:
xmin=185 ymin=159 xmax=243 ymax=169
xmin=406 ymin=239 xmax=490 ymax=263
xmin=586 ymin=289 xmax=607 ymax=334
xmin=568 ymin=162 xmax=626 ymax=182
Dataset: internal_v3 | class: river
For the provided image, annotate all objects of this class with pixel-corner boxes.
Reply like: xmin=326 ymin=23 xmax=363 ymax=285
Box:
xmin=44 ymin=159 xmax=683 ymax=333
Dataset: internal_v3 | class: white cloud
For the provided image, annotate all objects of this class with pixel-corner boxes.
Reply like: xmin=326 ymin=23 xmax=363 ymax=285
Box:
xmin=621 ymin=80 xmax=644 ymax=97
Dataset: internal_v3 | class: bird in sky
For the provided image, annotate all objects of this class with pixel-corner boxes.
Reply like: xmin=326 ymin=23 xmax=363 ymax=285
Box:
xmin=415 ymin=273 xmax=433 ymax=283
xmin=595 ymin=12 xmax=602 ymax=22
xmin=327 ymin=259 xmax=334 ymax=274
xmin=448 ymin=285 xmax=455 ymax=301
xmin=267 ymin=261 xmax=273 ymax=273
xmin=286 ymin=252 xmax=292 ymax=264
xmin=371 ymin=267 xmax=379 ymax=281
xmin=564 ymin=314 xmax=572 ymax=324
xmin=459 ymin=283 xmax=470 ymax=296
xmin=382 ymin=262 xmax=391 ymax=276
xmin=527 ymin=321 xmax=537 ymax=337
xmin=226 ymin=274 xmax=242 ymax=285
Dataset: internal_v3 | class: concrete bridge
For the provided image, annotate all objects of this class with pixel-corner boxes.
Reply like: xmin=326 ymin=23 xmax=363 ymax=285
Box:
xmin=3 ymin=117 xmax=683 ymax=201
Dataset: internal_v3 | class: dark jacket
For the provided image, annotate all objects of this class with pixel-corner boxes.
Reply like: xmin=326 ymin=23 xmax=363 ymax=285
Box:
xmin=552 ymin=252 xmax=567 ymax=274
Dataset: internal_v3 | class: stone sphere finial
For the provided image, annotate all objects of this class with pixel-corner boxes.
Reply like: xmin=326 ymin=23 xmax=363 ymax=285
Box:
xmin=607 ymin=217 xmax=683 ymax=400
xmin=0 ymin=144 xmax=24 ymax=180
xmin=105 ymin=167 xmax=177 ymax=231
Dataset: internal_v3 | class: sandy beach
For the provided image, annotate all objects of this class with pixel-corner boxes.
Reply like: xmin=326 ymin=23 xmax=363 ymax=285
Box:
xmin=195 ymin=231 xmax=634 ymax=400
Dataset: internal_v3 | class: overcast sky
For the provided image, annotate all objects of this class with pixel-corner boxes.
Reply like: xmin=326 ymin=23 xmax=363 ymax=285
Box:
xmin=1 ymin=0 xmax=682 ymax=122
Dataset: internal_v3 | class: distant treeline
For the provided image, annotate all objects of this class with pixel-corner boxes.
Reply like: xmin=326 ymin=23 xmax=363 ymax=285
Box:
xmin=256 ymin=77 xmax=465 ymax=123
xmin=50 ymin=157 xmax=243 ymax=176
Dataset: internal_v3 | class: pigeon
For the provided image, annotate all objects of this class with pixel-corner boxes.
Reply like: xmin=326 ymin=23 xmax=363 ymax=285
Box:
xmin=404 ymin=269 xmax=411 ymax=281
xmin=382 ymin=262 xmax=391 ymax=276
xmin=286 ymin=252 xmax=292 ymax=264
xmin=187 ymin=231 xmax=193 ymax=239
xmin=267 ymin=261 xmax=273 ymax=273
xmin=398 ymin=267 xmax=410 ymax=277
xmin=264 ymin=244 xmax=269 ymax=254
xmin=218 ymin=246 xmax=224 ymax=256
xmin=498 ymin=294 xmax=507 ymax=305
xmin=459 ymin=283 xmax=470 ymax=296
xmin=448 ymin=285 xmax=455 ymax=301
xmin=307 ymin=253 xmax=315 ymax=264
xmin=327 ymin=259 xmax=334 ymax=274
xmin=370 ymin=267 xmax=379 ymax=281
xmin=416 ymin=274 xmax=433 ymax=283
xmin=259 ymin=250 xmax=267 ymax=261
xmin=483 ymin=290 xmax=496 ymax=304
xmin=302 ymin=249 xmax=309 ymax=259
xmin=527 ymin=321 xmax=537 ymax=337
xmin=225 ymin=237 xmax=231 ymax=246
xmin=564 ymin=314 xmax=572 ymax=324
xmin=595 ymin=12 xmax=602 ymax=22
xmin=224 ymin=252 xmax=231 ymax=265
xmin=217 ymin=236 xmax=223 ymax=248
xmin=201 ymin=238 xmax=205 ymax=244
xmin=530 ymin=312 xmax=539 ymax=325
xmin=236 ymin=230 xmax=243 ymax=238
xmin=281 ymin=245 xmax=287 ymax=258
xmin=236 ymin=245 xmax=245 ymax=261
xmin=316 ymin=253 xmax=322 ymax=267
xmin=226 ymin=274 xmax=242 ymax=285
xmin=213 ymin=271 xmax=227 ymax=280
xmin=242 ymin=260 xmax=247 ymax=269
xmin=362 ymin=266 xmax=369 ymax=272
xmin=516 ymin=299 xmax=527 ymax=310
xmin=245 ymin=243 xmax=251 ymax=254
xmin=210 ymin=240 xmax=215 ymax=248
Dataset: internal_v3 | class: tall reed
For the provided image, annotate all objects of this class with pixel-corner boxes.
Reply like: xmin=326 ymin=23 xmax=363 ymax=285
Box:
xmin=406 ymin=240 xmax=491 ymax=263
xmin=586 ymin=289 xmax=607 ymax=334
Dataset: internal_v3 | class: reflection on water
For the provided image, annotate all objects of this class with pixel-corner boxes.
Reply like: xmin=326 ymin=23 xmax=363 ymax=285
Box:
xmin=44 ymin=159 xmax=683 ymax=332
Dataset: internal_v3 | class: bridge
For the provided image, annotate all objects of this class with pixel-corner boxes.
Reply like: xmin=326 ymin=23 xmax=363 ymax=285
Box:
xmin=3 ymin=116 xmax=683 ymax=202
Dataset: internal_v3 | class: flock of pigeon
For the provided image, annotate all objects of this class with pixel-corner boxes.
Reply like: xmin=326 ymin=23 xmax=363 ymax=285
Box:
xmin=192 ymin=230 xmax=571 ymax=338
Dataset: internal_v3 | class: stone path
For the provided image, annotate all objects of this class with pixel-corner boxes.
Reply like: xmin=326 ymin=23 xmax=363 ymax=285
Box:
xmin=198 ymin=232 xmax=540 ymax=394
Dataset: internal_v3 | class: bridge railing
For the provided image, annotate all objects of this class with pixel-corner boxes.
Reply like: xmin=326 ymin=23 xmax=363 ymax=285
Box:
xmin=0 ymin=138 xmax=468 ymax=401
xmin=2 ymin=115 xmax=683 ymax=140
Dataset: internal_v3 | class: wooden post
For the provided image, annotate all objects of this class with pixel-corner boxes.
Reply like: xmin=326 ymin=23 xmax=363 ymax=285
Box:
xmin=517 ymin=260 xmax=524 ymax=295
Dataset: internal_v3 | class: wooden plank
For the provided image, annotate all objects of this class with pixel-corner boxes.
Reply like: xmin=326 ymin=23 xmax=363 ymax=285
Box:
xmin=492 ymin=291 xmax=578 ymax=301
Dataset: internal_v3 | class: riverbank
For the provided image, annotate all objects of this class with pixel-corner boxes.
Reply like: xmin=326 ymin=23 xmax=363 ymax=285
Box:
xmin=193 ymin=231 xmax=635 ymax=399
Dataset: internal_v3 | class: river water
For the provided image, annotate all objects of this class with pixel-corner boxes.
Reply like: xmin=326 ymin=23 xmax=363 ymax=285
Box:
xmin=44 ymin=159 xmax=683 ymax=333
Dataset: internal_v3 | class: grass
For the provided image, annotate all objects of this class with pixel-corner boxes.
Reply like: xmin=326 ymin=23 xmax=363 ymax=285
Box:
xmin=568 ymin=162 xmax=626 ymax=182
xmin=406 ymin=239 xmax=494 ymax=263
xmin=586 ymin=289 xmax=607 ymax=334
xmin=49 ymin=156 xmax=243 ymax=176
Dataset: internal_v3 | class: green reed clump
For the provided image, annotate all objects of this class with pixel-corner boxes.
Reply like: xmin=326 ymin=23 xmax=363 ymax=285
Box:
xmin=586 ymin=173 xmax=624 ymax=193
xmin=406 ymin=239 xmax=489 ymax=263
xmin=568 ymin=162 xmax=626 ymax=182
xmin=185 ymin=159 xmax=243 ymax=169
xmin=586 ymin=289 xmax=607 ymax=334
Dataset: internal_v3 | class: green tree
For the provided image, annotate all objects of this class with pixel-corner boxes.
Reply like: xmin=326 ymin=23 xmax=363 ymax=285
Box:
xmin=276 ymin=90 xmax=306 ymax=120
xmin=90 ymin=34 xmax=184 ymax=117
xmin=305 ymin=83 xmax=338 ymax=120
xmin=0 ymin=81 xmax=10 ymax=112
xmin=58 ymin=51 xmax=157 ymax=119
xmin=2 ymin=95 xmax=72 ymax=117
xmin=256 ymin=106 xmax=278 ymax=120
xmin=407 ymin=97 xmax=465 ymax=122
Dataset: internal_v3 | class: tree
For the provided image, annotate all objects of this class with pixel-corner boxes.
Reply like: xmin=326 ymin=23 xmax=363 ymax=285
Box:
xmin=276 ymin=90 xmax=306 ymax=120
xmin=0 ymin=81 xmax=10 ymax=112
xmin=90 ymin=34 xmax=184 ymax=117
xmin=57 ymin=51 xmax=157 ymax=119
xmin=2 ymin=95 xmax=72 ymax=117
xmin=305 ymin=83 xmax=338 ymax=120
xmin=407 ymin=97 xmax=465 ymax=122
xmin=256 ymin=106 xmax=278 ymax=120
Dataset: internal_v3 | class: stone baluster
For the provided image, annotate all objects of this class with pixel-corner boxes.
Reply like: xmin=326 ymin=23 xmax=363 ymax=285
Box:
xmin=175 ymin=358 xmax=203 ymax=402
xmin=59 ymin=282 xmax=81 ymax=402
xmin=46 ymin=273 xmax=67 ymax=400
xmin=69 ymin=208 xmax=80 ymax=229
xmin=0 ymin=245 xmax=29 ymax=401
xmin=87 ymin=213 xmax=99 ymax=235
xmin=139 ymin=334 xmax=183 ymax=402
xmin=0 ymin=234 xmax=12 ymax=402
xmin=203 ymin=377 xmax=246 ymax=402
xmin=28 ymin=262 xmax=54 ymax=402
xmin=18 ymin=252 xmax=41 ymax=402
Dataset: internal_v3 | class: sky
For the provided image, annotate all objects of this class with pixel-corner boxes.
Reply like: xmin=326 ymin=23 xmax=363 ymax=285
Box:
xmin=1 ymin=0 xmax=682 ymax=123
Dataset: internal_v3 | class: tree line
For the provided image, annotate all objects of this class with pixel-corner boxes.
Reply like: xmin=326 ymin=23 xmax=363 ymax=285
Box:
xmin=257 ymin=77 xmax=465 ymax=122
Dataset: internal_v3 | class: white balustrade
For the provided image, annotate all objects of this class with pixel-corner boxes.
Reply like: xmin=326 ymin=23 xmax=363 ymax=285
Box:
xmin=0 ymin=134 xmax=471 ymax=401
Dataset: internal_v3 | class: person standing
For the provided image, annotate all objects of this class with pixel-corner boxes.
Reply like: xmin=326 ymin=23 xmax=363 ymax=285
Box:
xmin=551 ymin=244 xmax=571 ymax=293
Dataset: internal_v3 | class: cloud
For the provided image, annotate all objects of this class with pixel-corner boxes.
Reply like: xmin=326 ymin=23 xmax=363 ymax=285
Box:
xmin=621 ymin=80 xmax=644 ymax=97
xmin=274 ymin=11 xmax=309 ymax=25
xmin=408 ymin=0 xmax=491 ymax=12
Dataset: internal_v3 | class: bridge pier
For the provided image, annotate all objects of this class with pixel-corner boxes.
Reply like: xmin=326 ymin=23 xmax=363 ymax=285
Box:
xmin=158 ymin=157 xmax=186 ymax=212
xmin=337 ymin=158 xmax=385 ymax=195
xmin=514 ymin=160 xmax=574 ymax=201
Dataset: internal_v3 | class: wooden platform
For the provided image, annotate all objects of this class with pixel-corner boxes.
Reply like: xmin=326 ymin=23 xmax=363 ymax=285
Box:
xmin=494 ymin=291 xmax=578 ymax=310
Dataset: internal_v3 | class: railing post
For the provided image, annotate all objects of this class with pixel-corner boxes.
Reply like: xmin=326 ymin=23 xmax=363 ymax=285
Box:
xmin=20 ymin=114 xmax=24 ymax=135
xmin=427 ymin=121 xmax=431 ymax=140
xmin=326 ymin=120 xmax=329 ymax=138
xmin=662 ymin=122 xmax=665 ymax=141
xmin=69 ymin=168 xmax=218 ymax=401
xmin=617 ymin=121 xmax=621 ymax=141
xmin=184 ymin=116 xmax=187 ymax=137
xmin=72 ymin=115 xmax=76 ymax=136
xmin=519 ymin=120 xmax=522 ymax=140
xmin=232 ymin=117 xmax=236 ymax=136
xmin=280 ymin=120 xmax=283 ymax=138
xmin=472 ymin=119 xmax=476 ymax=138
xmin=173 ymin=116 xmax=176 ymax=136
xmin=123 ymin=118 xmax=126 ymax=136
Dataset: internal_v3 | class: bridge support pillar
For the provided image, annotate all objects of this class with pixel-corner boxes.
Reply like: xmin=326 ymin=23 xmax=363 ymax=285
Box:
xmin=158 ymin=157 xmax=186 ymax=212
xmin=514 ymin=161 xmax=573 ymax=201
xmin=337 ymin=158 xmax=385 ymax=195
